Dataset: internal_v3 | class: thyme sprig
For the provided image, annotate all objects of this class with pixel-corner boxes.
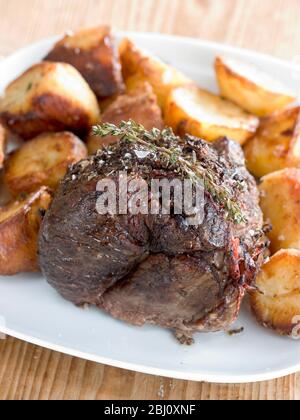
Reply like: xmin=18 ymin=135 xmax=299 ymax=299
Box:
xmin=92 ymin=120 xmax=246 ymax=224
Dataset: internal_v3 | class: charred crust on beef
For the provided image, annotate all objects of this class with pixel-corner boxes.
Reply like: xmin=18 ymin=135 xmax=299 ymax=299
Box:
xmin=39 ymin=135 xmax=267 ymax=340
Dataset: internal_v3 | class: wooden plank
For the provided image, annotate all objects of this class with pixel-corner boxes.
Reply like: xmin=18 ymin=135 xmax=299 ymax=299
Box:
xmin=0 ymin=0 xmax=300 ymax=400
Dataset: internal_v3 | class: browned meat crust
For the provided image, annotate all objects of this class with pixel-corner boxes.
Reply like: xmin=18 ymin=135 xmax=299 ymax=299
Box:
xmin=39 ymin=135 xmax=267 ymax=340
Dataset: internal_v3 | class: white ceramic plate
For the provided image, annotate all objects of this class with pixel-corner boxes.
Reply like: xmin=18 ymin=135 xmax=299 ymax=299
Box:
xmin=0 ymin=32 xmax=300 ymax=384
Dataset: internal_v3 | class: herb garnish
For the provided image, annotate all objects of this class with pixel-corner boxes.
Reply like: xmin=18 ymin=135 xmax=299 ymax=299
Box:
xmin=92 ymin=120 xmax=246 ymax=224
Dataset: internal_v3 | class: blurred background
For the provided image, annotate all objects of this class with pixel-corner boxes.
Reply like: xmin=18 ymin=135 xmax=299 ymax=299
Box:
xmin=0 ymin=0 xmax=300 ymax=60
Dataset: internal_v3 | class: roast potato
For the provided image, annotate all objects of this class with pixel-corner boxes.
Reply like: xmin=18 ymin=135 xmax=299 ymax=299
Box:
xmin=164 ymin=85 xmax=259 ymax=144
xmin=244 ymin=106 xmax=300 ymax=178
xmin=87 ymin=81 xmax=164 ymax=154
xmin=45 ymin=26 xmax=125 ymax=99
xmin=259 ymin=168 xmax=300 ymax=253
xmin=120 ymin=38 xmax=191 ymax=111
xmin=4 ymin=132 xmax=87 ymax=196
xmin=0 ymin=62 xmax=100 ymax=140
xmin=250 ymin=249 xmax=300 ymax=336
xmin=0 ymin=122 xmax=8 ymax=168
xmin=0 ymin=187 xmax=52 ymax=275
xmin=215 ymin=56 xmax=297 ymax=117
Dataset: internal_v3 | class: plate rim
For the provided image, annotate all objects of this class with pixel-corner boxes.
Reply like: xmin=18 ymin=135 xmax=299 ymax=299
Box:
xmin=2 ymin=30 xmax=298 ymax=70
xmin=2 ymin=324 xmax=300 ymax=384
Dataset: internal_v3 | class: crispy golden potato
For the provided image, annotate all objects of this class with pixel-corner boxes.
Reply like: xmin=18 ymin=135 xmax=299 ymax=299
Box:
xmin=45 ymin=26 xmax=125 ymax=99
xmin=87 ymin=81 xmax=164 ymax=154
xmin=259 ymin=168 xmax=300 ymax=253
xmin=4 ymin=132 xmax=87 ymax=196
xmin=120 ymin=38 xmax=191 ymax=111
xmin=0 ymin=122 xmax=8 ymax=168
xmin=215 ymin=56 xmax=297 ymax=117
xmin=244 ymin=107 xmax=300 ymax=178
xmin=250 ymin=249 xmax=300 ymax=336
xmin=98 ymin=94 xmax=120 ymax=112
xmin=0 ymin=62 xmax=100 ymax=140
xmin=164 ymin=85 xmax=259 ymax=144
xmin=0 ymin=187 xmax=52 ymax=275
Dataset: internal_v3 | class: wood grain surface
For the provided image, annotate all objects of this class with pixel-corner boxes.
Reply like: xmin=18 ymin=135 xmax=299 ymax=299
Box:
xmin=0 ymin=0 xmax=300 ymax=401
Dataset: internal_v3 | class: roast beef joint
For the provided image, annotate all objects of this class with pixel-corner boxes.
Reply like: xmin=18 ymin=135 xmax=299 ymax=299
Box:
xmin=39 ymin=122 xmax=267 ymax=343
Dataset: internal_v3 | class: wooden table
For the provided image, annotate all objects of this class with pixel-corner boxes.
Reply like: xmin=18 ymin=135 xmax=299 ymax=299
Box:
xmin=0 ymin=0 xmax=300 ymax=401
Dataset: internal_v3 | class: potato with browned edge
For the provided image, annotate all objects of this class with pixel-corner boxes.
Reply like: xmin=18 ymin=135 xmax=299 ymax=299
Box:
xmin=259 ymin=168 xmax=300 ymax=254
xmin=215 ymin=56 xmax=296 ymax=117
xmin=250 ymin=249 xmax=300 ymax=336
xmin=0 ymin=62 xmax=100 ymax=140
xmin=0 ymin=187 xmax=52 ymax=275
xmin=244 ymin=106 xmax=300 ymax=178
xmin=87 ymin=81 xmax=164 ymax=154
xmin=0 ymin=121 xmax=8 ymax=168
xmin=120 ymin=38 xmax=191 ymax=112
xmin=45 ymin=26 xmax=125 ymax=99
xmin=4 ymin=132 xmax=87 ymax=196
xmin=164 ymin=85 xmax=259 ymax=145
